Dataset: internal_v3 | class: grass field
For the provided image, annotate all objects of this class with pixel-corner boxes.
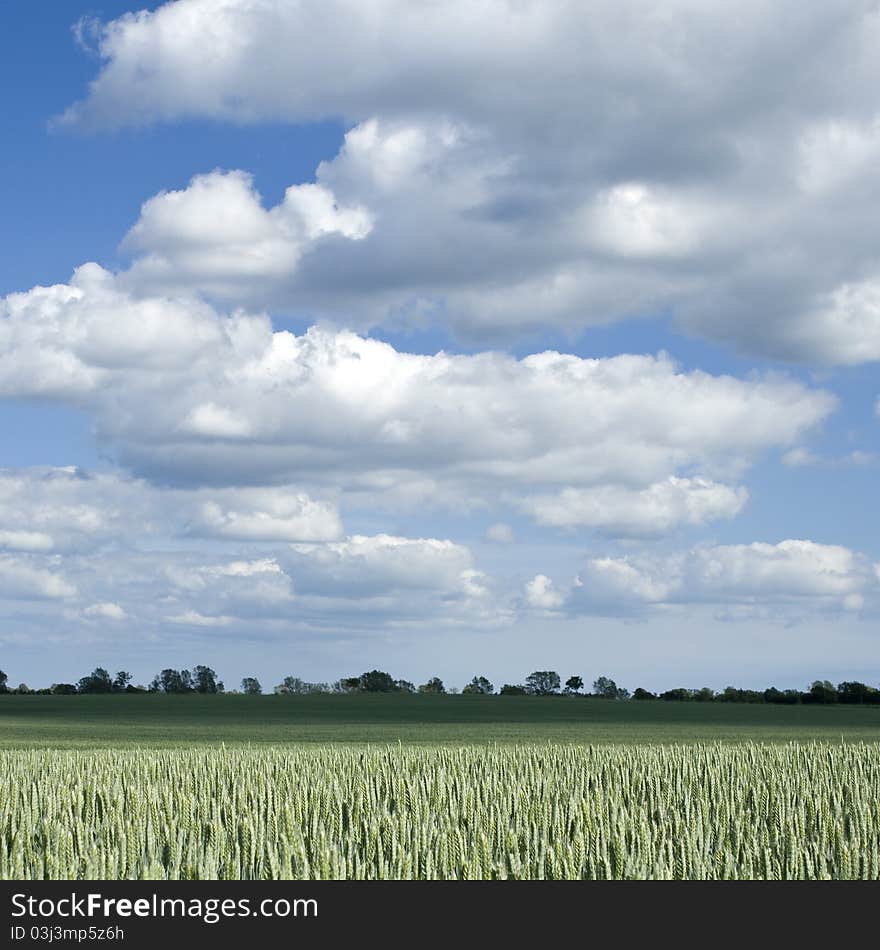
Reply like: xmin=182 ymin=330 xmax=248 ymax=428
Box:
xmin=3 ymin=693 xmax=880 ymax=746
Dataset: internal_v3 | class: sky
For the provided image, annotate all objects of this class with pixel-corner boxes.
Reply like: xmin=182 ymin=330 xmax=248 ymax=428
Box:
xmin=0 ymin=0 xmax=879 ymax=693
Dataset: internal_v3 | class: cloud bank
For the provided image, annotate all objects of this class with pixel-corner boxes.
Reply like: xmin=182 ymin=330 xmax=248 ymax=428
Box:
xmin=55 ymin=1 xmax=880 ymax=363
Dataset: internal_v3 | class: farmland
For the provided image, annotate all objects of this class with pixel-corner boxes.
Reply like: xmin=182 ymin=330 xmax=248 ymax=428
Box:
xmin=4 ymin=696 xmax=880 ymax=879
xmin=3 ymin=743 xmax=880 ymax=879
xmin=3 ymin=693 xmax=880 ymax=747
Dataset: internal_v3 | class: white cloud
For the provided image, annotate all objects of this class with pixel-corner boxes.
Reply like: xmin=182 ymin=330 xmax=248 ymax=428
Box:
xmin=285 ymin=535 xmax=477 ymax=597
xmin=0 ymin=533 xmax=505 ymax=639
xmin=524 ymin=574 xmax=564 ymax=610
xmin=122 ymin=170 xmax=371 ymax=298
xmin=51 ymin=1 xmax=880 ymax=364
xmin=166 ymin=610 xmax=234 ymax=627
xmin=0 ymin=468 xmax=342 ymax=549
xmin=0 ymin=530 xmax=55 ymax=553
xmin=567 ymin=539 xmax=875 ymax=616
xmin=523 ymin=477 xmax=747 ymax=536
xmin=186 ymin=491 xmax=343 ymax=542
xmin=0 ymin=263 xmax=225 ymax=399
xmin=84 ymin=602 xmax=126 ymax=621
xmin=0 ymin=556 xmax=76 ymax=601
xmin=584 ymin=183 xmax=720 ymax=260
xmin=0 ymin=278 xmax=836 ymax=533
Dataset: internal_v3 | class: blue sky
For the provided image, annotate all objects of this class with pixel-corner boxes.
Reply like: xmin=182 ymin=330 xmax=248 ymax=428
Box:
xmin=0 ymin=0 xmax=878 ymax=692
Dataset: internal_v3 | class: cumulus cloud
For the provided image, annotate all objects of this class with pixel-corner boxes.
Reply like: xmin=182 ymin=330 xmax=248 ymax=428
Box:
xmin=0 ymin=468 xmax=342 ymax=549
xmin=0 ymin=534 xmax=505 ymax=641
xmin=0 ymin=556 xmax=76 ymax=601
xmin=524 ymin=574 xmax=564 ymax=611
xmin=165 ymin=610 xmax=235 ymax=627
xmin=0 ymin=531 xmax=55 ymax=553
xmin=523 ymin=477 xmax=748 ymax=537
xmin=183 ymin=489 xmax=343 ymax=542
xmin=48 ymin=1 xmax=880 ymax=363
xmin=0 ymin=276 xmax=835 ymax=534
xmin=83 ymin=602 xmax=126 ymax=621
xmin=565 ymin=540 xmax=876 ymax=617
xmin=284 ymin=535 xmax=479 ymax=598
xmin=122 ymin=170 xmax=371 ymax=298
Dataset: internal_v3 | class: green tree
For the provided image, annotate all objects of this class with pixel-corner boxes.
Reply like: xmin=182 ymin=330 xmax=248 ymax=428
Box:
xmin=274 ymin=676 xmax=329 ymax=694
xmin=113 ymin=671 xmax=133 ymax=692
xmin=462 ymin=675 xmax=494 ymax=695
xmin=275 ymin=675 xmax=308 ymax=694
xmin=564 ymin=675 xmax=584 ymax=695
xmin=50 ymin=683 xmax=78 ymax=695
xmin=151 ymin=669 xmax=194 ymax=694
xmin=593 ymin=675 xmax=616 ymax=698
xmin=192 ymin=665 xmax=221 ymax=694
xmin=593 ymin=676 xmax=629 ymax=699
xmin=763 ymin=686 xmax=800 ymax=704
xmin=659 ymin=687 xmax=692 ymax=702
xmin=499 ymin=683 xmax=527 ymax=695
xmin=357 ymin=670 xmax=398 ymax=692
xmin=240 ymin=677 xmax=262 ymax=695
xmin=525 ymin=671 xmax=561 ymax=696
xmin=395 ymin=679 xmax=416 ymax=693
xmin=632 ymin=687 xmax=657 ymax=700
xmin=0 ymin=669 xmax=8 ymax=693
xmin=418 ymin=676 xmax=446 ymax=694
xmin=77 ymin=667 xmax=114 ymax=694
xmin=805 ymin=680 xmax=838 ymax=704
xmin=836 ymin=681 xmax=880 ymax=704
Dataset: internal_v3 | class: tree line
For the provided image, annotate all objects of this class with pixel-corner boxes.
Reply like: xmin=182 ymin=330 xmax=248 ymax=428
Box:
xmin=1 ymin=666 xmax=879 ymax=704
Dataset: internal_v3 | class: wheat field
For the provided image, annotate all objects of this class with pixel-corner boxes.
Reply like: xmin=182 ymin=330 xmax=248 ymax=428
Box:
xmin=2 ymin=743 xmax=879 ymax=879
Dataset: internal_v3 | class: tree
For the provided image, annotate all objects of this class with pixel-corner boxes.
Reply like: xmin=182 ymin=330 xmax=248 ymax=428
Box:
xmin=241 ymin=677 xmax=262 ymax=695
xmin=357 ymin=670 xmax=398 ymax=692
xmin=275 ymin=676 xmax=330 ymax=694
xmin=0 ymin=669 xmax=7 ymax=693
xmin=151 ymin=669 xmax=194 ymax=694
xmin=77 ymin=667 xmax=114 ymax=694
xmin=659 ymin=688 xmax=692 ymax=702
xmin=275 ymin=676 xmax=308 ymax=695
xmin=499 ymin=684 xmax=527 ymax=695
xmin=592 ymin=676 xmax=628 ymax=700
xmin=462 ymin=676 xmax=494 ymax=695
xmin=564 ymin=675 xmax=584 ymax=695
xmin=113 ymin=671 xmax=132 ymax=692
xmin=632 ymin=687 xmax=657 ymax=700
xmin=805 ymin=680 xmax=838 ymax=704
xmin=192 ymin=665 xmax=221 ymax=694
xmin=15 ymin=683 xmax=31 ymax=694
xmin=336 ymin=677 xmax=361 ymax=693
xmin=525 ymin=671 xmax=561 ymax=696
xmin=718 ymin=685 xmax=763 ymax=703
xmin=395 ymin=679 xmax=416 ymax=693
xmin=50 ymin=683 xmax=78 ymax=695
xmin=763 ymin=686 xmax=800 ymax=704
xmin=837 ymin=681 xmax=880 ymax=704
xmin=418 ymin=676 xmax=446 ymax=694
xmin=693 ymin=687 xmax=715 ymax=702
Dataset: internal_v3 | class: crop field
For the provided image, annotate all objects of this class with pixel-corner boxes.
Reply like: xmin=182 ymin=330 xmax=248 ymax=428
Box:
xmin=4 ymin=697 xmax=880 ymax=880
xmin=3 ymin=743 xmax=880 ymax=879
xmin=3 ymin=693 xmax=880 ymax=746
